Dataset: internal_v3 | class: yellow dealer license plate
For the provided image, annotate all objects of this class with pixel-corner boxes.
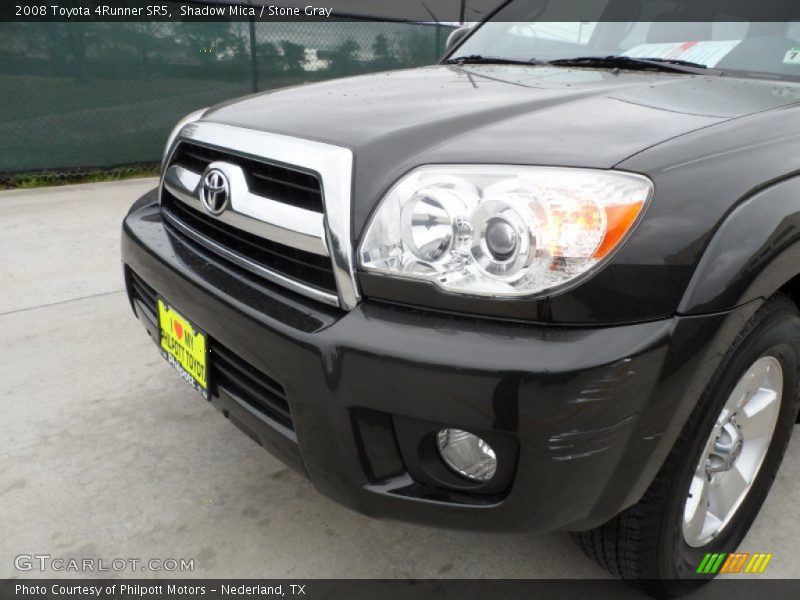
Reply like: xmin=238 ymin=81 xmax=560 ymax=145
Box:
xmin=157 ymin=298 xmax=208 ymax=399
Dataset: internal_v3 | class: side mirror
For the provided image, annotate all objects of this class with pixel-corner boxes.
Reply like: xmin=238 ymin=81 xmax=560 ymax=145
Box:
xmin=444 ymin=26 xmax=472 ymax=56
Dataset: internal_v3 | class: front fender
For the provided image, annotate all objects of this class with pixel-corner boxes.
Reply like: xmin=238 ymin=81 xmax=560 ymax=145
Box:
xmin=679 ymin=176 xmax=800 ymax=315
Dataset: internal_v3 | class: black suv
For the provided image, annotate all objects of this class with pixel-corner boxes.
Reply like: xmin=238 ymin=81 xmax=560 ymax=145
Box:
xmin=122 ymin=1 xmax=800 ymax=595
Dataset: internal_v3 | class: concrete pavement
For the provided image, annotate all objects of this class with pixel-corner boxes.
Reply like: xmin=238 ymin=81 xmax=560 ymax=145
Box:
xmin=1 ymin=180 xmax=798 ymax=580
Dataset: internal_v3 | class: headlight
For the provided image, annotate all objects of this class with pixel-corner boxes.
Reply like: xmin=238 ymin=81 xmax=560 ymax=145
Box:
xmin=358 ymin=166 xmax=652 ymax=297
xmin=162 ymin=108 xmax=208 ymax=163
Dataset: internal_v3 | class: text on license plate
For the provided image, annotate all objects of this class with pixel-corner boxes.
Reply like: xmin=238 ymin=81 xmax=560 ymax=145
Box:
xmin=157 ymin=298 xmax=208 ymax=398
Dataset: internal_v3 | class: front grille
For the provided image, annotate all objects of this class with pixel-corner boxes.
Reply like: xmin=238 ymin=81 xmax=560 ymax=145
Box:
xmin=162 ymin=191 xmax=337 ymax=294
xmin=128 ymin=269 xmax=294 ymax=432
xmin=171 ymin=142 xmax=323 ymax=212
xmin=162 ymin=139 xmax=339 ymax=300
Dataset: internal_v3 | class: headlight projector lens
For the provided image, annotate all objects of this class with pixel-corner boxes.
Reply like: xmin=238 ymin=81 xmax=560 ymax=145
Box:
xmin=436 ymin=428 xmax=497 ymax=482
xmin=484 ymin=217 xmax=518 ymax=260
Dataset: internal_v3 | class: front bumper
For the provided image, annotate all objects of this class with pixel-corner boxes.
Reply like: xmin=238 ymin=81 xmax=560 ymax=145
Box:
xmin=122 ymin=191 xmax=757 ymax=532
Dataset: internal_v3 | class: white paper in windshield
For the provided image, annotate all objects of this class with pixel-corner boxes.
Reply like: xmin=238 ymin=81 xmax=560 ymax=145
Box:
xmin=623 ymin=40 xmax=742 ymax=67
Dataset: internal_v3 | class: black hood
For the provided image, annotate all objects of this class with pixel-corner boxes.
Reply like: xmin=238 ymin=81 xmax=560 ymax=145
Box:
xmin=204 ymin=65 xmax=800 ymax=232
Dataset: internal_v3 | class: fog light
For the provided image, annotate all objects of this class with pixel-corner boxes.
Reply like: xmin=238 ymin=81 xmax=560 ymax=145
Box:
xmin=436 ymin=429 xmax=497 ymax=482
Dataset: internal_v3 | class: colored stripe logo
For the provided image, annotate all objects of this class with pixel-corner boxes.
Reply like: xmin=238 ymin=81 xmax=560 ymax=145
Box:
xmin=697 ymin=553 xmax=773 ymax=574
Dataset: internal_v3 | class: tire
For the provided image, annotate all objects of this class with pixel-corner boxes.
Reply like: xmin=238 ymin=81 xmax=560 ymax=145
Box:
xmin=572 ymin=294 xmax=800 ymax=598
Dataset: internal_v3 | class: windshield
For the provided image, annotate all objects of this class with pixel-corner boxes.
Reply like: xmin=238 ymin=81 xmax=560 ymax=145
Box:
xmin=454 ymin=0 xmax=800 ymax=80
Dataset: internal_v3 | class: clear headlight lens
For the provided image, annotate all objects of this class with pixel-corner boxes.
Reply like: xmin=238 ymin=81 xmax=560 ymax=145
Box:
xmin=358 ymin=166 xmax=653 ymax=297
xmin=162 ymin=108 xmax=208 ymax=163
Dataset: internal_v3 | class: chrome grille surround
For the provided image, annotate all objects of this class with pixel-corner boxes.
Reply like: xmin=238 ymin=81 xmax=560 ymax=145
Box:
xmin=160 ymin=121 xmax=360 ymax=310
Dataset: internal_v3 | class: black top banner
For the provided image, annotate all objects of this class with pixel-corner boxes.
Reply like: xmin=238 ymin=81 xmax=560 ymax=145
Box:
xmin=4 ymin=0 xmax=800 ymax=23
xmin=7 ymin=0 xmax=490 ymax=23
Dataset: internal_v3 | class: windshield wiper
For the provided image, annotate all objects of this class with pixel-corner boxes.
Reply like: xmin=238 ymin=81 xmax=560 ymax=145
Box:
xmin=443 ymin=54 xmax=551 ymax=67
xmin=548 ymin=55 xmax=718 ymax=75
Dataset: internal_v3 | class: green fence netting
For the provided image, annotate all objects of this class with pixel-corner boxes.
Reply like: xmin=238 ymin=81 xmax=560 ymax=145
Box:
xmin=0 ymin=20 xmax=452 ymax=180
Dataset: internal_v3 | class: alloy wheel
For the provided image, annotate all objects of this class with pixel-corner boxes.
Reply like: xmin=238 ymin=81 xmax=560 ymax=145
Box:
xmin=682 ymin=356 xmax=783 ymax=547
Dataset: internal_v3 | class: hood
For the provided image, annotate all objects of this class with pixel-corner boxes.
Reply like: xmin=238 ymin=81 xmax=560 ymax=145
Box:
xmin=204 ymin=65 xmax=800 ymax=232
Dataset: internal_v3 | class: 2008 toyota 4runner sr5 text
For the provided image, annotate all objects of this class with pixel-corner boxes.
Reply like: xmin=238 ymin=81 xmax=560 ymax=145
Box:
xmin=122 ymin=1 xmax=800 ymax=595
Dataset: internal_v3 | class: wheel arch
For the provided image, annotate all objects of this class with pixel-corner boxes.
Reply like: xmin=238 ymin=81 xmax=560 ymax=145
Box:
xmin=678 ymin=175 xmax=800 ymax=316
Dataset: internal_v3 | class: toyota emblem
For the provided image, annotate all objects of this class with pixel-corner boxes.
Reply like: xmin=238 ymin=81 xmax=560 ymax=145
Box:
xmin=200 ymin=168 xmax=230 ymax=215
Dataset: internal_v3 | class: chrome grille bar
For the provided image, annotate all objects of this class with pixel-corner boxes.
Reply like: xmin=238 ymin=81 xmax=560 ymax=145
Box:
xmin=163 ymin=163 xmax=329 ymax=256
